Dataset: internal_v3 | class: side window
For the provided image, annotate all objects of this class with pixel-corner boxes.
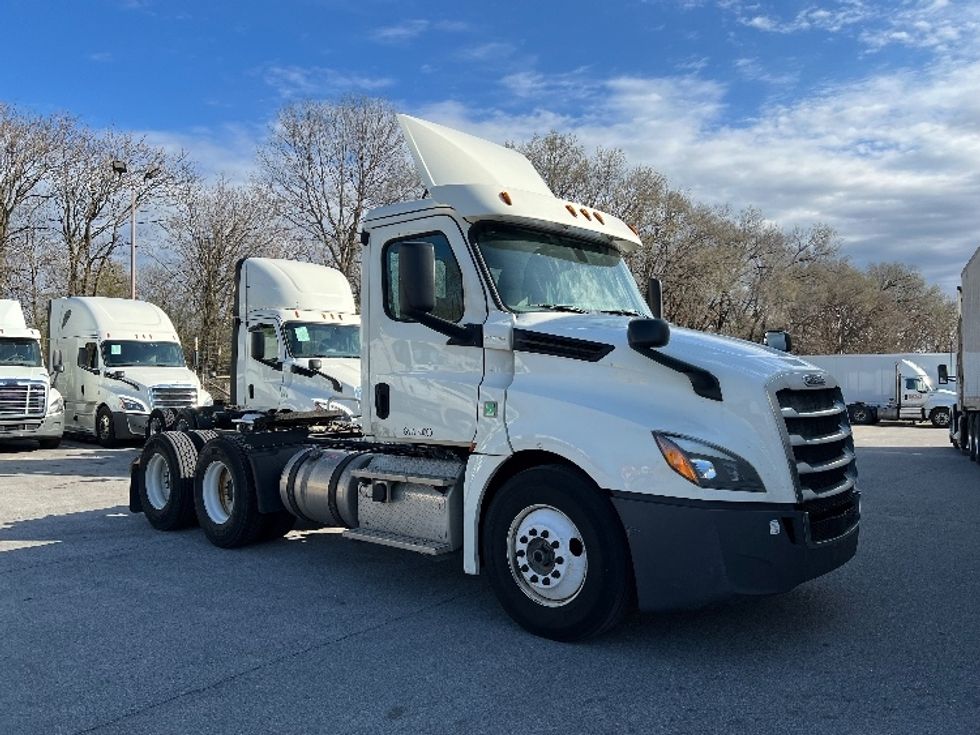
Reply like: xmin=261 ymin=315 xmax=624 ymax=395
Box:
xmin=250 ymin=324 xmax=280 ymax=363
xmin=77 ymin=342 xmax=98 ymax=370
xmin=384 ymin=232 xmax=464 ymax=323
xmin=905 ymin=378 xmax=917 ymax=391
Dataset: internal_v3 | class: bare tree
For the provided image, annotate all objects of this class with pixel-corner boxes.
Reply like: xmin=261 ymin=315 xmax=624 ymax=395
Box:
xmin=258 ymin=96 xmax=422 ymax=294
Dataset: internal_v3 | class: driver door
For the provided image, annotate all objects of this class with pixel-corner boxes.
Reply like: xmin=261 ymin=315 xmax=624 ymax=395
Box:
xmin=245 ymin=322 xmax=285 ymax=409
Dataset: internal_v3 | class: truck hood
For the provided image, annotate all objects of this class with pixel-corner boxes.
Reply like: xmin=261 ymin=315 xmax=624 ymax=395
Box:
xmin=0 ymin=366 xmax=51 ymax=384
xmin=104 ymin=366 xmax=201 ymax=392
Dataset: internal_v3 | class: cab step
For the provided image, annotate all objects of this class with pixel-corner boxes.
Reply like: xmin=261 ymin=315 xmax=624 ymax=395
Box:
xmin=342 ymin=527 xmax=454 ymax=555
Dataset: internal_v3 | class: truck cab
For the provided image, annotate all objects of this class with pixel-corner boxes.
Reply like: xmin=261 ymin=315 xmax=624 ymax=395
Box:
xmin=48 ymin=297 xmax=211 ymax=446
xmin=0 ymin=300 xmax=64 ymax=448
xmin=233 ymin=258 xmax=361 ymax=416
xmin=879 ymin=359 xmax=955 ymax=424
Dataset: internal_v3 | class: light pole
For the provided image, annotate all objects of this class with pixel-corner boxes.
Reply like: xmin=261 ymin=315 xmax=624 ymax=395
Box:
xmin=111 ymin=160 xmax=159 ymax=299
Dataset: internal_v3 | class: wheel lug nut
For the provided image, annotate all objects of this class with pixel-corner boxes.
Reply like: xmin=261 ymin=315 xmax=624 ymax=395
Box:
xmin=541 ymin=530 xmax=549 ymax=539
xmin=521 ymin=564 xmax=529 ymax=573
xmin=516 ymin=550 xmax=525 ymax=557
xmin=551 ymin=570 xmax=561 ymax=578
xmin=520 ymin=536 xmax=528 ymax=544
xmin=529 ymin=528 xmax=538 ymax=536
xmin=530 ymin=575 xmax=539 ymax=584
xmin=551 ymin=540 xmax=559 ymax=549
xmin=556 ymin=557 xmax=564 ymax=565
xmin=542 ymin=577 xmax=551 ymax=586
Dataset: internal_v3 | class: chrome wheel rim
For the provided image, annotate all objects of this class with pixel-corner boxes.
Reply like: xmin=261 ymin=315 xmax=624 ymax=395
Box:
xmin=98 ymin=412 xmax=111 ymax=439
xmin=202 ymin=460 xmax=235 ymax=525
xmin=507 ymin=504 xmax=587 ymax=607
xmin=144 ymin=453 xmax=171 ymax=510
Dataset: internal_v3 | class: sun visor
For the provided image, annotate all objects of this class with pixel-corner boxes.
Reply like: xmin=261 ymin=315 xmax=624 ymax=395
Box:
xmin=398 ymin=115 xmax=553 ymax=196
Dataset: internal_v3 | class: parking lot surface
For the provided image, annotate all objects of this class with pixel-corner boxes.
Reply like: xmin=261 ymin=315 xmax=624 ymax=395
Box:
xmin=1 ymin=425 xmax=977 ymax=734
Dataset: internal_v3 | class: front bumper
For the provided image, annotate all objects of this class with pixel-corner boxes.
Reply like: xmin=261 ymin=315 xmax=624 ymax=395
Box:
xmin=612 ymin=489 xmax=860 ymax=611
xmin=112 ymin=411 xmax=149 ymax=440
xmin=0 ymin=411 xmax=65 ymax=440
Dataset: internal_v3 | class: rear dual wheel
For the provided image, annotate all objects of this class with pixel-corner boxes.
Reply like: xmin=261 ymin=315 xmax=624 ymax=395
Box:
xmin=139 ymin=432 xmax=198 ymax=530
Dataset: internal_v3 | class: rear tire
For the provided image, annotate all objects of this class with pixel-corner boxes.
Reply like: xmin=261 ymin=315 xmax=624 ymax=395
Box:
xmin=139 ymin=432 xmax=198 ymax=530
xmin=96 ymin=405 xmax=117 ymax=448
xmin=850 ymin=404 xmax=871 ymax=425
xmin=971 ymin=413 xmax=978 ymax=462
xmin=187 ymin=429 xmax=220 ymax=452
xmin=194 ymin=435 xmax=265 ymax=548
xmin=960 ymin=415 xmax=970 ymax=455
xmin=482 ymin=464 xmax=633 ymax=641
xmin=146 ymin=409 xmax=167 ymax=438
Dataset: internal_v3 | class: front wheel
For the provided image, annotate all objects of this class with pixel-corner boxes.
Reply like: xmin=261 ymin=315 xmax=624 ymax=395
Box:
xmin=482 ymin=464 xmax=633 ymax=641
xmin=929 ymin=407 xmax=951 ymax=428
xmin=96 ymin=405 xmax=117 ymax=448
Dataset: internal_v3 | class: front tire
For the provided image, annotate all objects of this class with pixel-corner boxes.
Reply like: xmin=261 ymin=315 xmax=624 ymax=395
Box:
xmin=929 ymin=407 xmax=951 ymax=428
xmin=96 ymin=405 xmax=117 ymax=448
xmin=482 ymin=464 xmax=633 ymax=641
xmin=850 ymin=404 xmax=871 ymax=425
xmin=139 ymin=432 xmax=198 ymax=530
xmin=194 ymin=435 xmax=265 ymax=548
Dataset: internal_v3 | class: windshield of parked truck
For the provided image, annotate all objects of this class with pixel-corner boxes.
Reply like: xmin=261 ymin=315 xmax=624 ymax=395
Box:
xmin=0 ymin=338 xmax=43 ymax=367
xmin=101 ymin=341 xmax=185 ymax=368
xmin=475 ymin=224 xmax=651 ymax=316
xmin=284 ymin=322 xmax=360 ymax=359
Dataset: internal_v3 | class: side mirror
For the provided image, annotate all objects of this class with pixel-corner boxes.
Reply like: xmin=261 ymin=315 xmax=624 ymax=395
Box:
xmin=647 ymin=277 xmax=663 ymax=320
xmin=309 ymin=358 xmax=322 ymax=371
xmin=249 ymin=330 xmax=265 ymax=360
xmin=56 ymin=364 xmax=65 ymax=373
xmin=628 ymin=318 xmax=671 ymax=349
xmin=938 ymin=364 xmax=949 ymax=385
xmin=399 ymin=242 xmax=436 ymax=317
xmin=764 ymin=330 xmax=793 ymax=353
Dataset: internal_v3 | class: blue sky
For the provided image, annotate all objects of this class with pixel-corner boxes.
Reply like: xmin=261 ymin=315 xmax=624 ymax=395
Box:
xmin=3 ymin=0 xmax=979 ymax=289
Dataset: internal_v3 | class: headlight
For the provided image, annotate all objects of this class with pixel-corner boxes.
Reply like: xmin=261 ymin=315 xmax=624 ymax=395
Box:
xmin=119 ymin=396 xmax=147 ymax=412
xmin=654 ymin=432 xmax=765 ymax=492
xmin=199 ymin=390 xmax=214 ymax=407
xmin=47 ymin=395 xmax=64 ymax=415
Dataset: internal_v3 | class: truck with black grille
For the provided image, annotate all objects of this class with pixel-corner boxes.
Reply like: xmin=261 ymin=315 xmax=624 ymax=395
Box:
xmin=129 ymin=115 xmax=861 ymax=640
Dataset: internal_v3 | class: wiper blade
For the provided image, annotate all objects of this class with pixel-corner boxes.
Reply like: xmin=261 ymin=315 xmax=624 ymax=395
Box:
xmin=528 ymin=303 xmax=590 ymax=313
xmin=597 ymin=309 xmax=644 ymax=316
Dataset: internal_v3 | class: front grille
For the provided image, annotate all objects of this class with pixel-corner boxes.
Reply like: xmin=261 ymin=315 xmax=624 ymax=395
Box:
xmin=0 ymin=381 xmax=46 ymax=417
xmin=150 ymin=386 xmax=197 ymax=409
xmin=776 ymin=386 xmax=857 ymax=497
xmin=0 ymin=421 xmax=43 ymax=434
xmin=804 ymin=487 xmax=860 ymax=543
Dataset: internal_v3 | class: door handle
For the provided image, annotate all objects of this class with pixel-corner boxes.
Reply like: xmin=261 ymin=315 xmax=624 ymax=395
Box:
xmin=375 ymin=383 xmax=390 ymax=419
xmin=248 ymin=384 xmax=254 ymax=399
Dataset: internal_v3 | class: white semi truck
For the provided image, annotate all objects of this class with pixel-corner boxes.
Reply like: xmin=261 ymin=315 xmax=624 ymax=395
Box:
xmin=951 ymin=246 xmax=980 ymax=456
xmin=48 ymin=297 xmax=211 ymax=446
xmin=0 ymin=300 xmax=64 ymax=448
xmin=129 ymin=115 xmax=860 ymax=640
xmin=802 ymin=353 xmax=956 ymax=427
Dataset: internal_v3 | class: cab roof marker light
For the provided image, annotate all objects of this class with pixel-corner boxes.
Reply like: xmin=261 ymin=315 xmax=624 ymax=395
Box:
xmin=499 ymin=191 xmax=512 ymax=205
xmin=565 ymin=204 xmax=578 ymax=217
xmin=654 ymin=434 xmax=699 ymax=484
xmin=579 ymin=208 xmax=592 ymax=221
xmin=593 ymin=212 xmax=605 ymax=225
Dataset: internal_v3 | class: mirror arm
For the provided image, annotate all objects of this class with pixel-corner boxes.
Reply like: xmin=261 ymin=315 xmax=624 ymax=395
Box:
xmin=411 ymin=310 xmax=483 ymax=347
xmin=630 ymin=345 xmax=723 ymax=402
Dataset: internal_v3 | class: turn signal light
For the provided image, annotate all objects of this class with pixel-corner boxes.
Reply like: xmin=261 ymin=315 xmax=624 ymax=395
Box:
xmin=654 ymin=434 xmax=699 ymax=484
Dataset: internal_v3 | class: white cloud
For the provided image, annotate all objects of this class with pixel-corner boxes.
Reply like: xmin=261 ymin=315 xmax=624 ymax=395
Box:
xmin=262 ymin=66 xmax=392 ymax=99
xmin=370 ymin=19 xmax=469 ymax=43
xmin=412 ymin=59 xmax=980 ymax=291
xmin=140 ymin=123 xmax=264 ymax=183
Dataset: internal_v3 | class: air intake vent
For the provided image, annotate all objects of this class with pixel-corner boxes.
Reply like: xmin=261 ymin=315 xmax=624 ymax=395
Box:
xmin=512 ymin=329 xmax=613 ymax=362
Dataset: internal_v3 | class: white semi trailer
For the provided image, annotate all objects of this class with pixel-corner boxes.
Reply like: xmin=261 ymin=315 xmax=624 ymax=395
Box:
xmin=802 ymin=354 xmax=955 ymax=427
xmin=48 ymin=297 xmax=211 ymax=446
xmin=951 ymin=247 xmax=980 ymax=456
xmin=0 ymin=300 xmax=64 ymax=448
xmin=130 ymin=116 xmax=861 ymax=640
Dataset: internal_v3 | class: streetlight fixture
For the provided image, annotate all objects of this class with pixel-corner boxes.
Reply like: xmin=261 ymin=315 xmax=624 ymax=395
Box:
xmin=110 ymin=160 xmax=159 ymax=299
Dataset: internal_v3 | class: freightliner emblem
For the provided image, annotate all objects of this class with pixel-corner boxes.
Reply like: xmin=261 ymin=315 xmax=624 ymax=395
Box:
xmin=803 ymin=373 xmax=826 ymax=387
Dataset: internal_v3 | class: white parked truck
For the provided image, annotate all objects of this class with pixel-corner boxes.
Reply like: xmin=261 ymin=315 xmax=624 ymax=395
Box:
xmin=802 ymin=353 xmax=956 ymax=427
xmin=48 ymin=297 xmax=211 ymax=446
xmin=951 ymin=246 xmax=980 ymax=456
xmin=0 ymin=300 xmax=64 ymax=448
xmin=129 ymin=115 xmax=860 ymax=640
xmin=232 ymin=257 xmax=360 ymax=416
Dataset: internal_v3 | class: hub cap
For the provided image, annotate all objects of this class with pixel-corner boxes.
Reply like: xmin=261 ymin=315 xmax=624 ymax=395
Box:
xmin=507 ymin=504 xmax=587 ymax=607
xmin=202 ymin=460 xmax=235 ymax=525
xmin=143 ymin=453 xmax=171 ymax=511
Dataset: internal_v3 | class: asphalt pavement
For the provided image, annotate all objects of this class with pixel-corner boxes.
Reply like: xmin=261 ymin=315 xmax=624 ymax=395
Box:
xmin=0 ymin=426 xmax=977 ymax=734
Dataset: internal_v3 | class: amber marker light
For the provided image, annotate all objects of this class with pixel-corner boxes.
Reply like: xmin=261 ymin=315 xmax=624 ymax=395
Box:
xmin=499 ymin=191 xmax=512 ymax=205
xmin=565 ymin=204 xmax=578 ymax=217
xmin=654 ymin=434 xmax=700 ymax=484
xmin=579 ymin=208 xmax=592 ymax=220
xmin=593 ymin=212 xmax=605 ymax=224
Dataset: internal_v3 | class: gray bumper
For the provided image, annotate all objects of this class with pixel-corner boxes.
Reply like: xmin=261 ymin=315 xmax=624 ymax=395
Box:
xmin=113 ymin=411 xmax=149 ymax=440
xmin=612 ymin=489 xmax=860 ymax=611
xmin=0 ymin=412 xmax=65 ymax=440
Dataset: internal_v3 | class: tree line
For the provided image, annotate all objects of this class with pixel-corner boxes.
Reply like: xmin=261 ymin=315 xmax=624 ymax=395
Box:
xmin=0 ymin=97 xmax=956 ymax=373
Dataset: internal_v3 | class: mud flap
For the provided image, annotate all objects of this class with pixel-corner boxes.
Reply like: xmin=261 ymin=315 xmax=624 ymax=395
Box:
xmin=129 ymin=457 xmax=143 ymax=513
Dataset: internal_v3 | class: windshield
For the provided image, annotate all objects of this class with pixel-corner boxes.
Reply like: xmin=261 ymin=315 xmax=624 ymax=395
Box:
xmin=101 ymin=341 xmax=186 ymax=368
xmin=0 ymin=338 xmax=43 ymax=367
xmin=474 ymin=224 xmax=650 ymax=316
xmin=283 ymin=322 xmax=360 ymax=359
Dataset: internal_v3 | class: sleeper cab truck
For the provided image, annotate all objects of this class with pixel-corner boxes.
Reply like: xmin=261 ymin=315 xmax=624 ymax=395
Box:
xmin=953 ymin=246 xmax=980 ymax=455
xmin=0 ymin=300 xmax=64 ymax=448
xmin=233 ymin=257 xmax=361 ymax=416
xmin=48 ymin=296 xmax=211 ymax=447
xmin=131 ymin=115 xmax=861 ymax=640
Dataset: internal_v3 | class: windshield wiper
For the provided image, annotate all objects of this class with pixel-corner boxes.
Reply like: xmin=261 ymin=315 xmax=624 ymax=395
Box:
xmin=528 ymin=303 xmax=590 ymax=314
xmin=597 ymin=309 xmax=644 ymax=316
